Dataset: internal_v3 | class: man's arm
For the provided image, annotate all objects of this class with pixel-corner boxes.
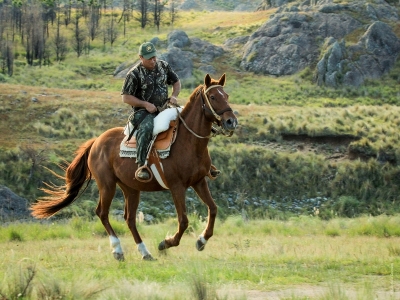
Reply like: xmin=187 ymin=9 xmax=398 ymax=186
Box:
xmin=170 ymin=80 xmax=181 ymax=105
xmin=122 ymin=94 xmax=157 ymax=113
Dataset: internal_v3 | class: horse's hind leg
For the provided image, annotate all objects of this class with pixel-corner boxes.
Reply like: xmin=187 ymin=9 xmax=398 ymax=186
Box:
xmin=95 ymin=182 xmax=125 ymax=261
xmin=192 ymin=178 xmax=217 ymax=251
xmin=119 ymin=185 xmax=155 ymax=261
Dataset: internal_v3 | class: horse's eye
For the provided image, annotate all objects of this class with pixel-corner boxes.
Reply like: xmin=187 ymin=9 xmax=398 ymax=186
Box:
xmin=210 ymin=95 xmax=215 ymax=100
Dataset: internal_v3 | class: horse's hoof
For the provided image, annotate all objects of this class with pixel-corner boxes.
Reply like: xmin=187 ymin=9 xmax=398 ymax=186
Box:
xmin=196 ymin=239 xmax=206 ymax=251
xmin=113 ymin=252 xmax=125 ymax=261
xmin=142 ymin=254 xmax=156 ymax=261
xmin=158 ymin=240 xmax=167 ymax=251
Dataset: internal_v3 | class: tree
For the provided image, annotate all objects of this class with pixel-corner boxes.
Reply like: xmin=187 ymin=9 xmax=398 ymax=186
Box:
xmin=53 ymin=13 xmax=67 ymax=61
xmin=135 ymin=0 xmax=149 ymax=29
xmin=169 ymin=0 xmax=177 ymax=26
xmin=153 ymin=0 xmax=166 ymax=32
xmin=106 ymin=6 xmax=118 ymax=46
xmin=118 ymin=0 xmax=133 ymax=37
xmin=72 ymin=12 xmax=86 ymax=57
xmin=0 ymin=39 xmax=14 ymax=76
xmin=63 ymin=0 xmax=72 ymax=26
xmin=87 ymin=2 xmax=101 ymax=41
xmin=23 ymin=2 xmax=46 ymax=66
xmin=20 ymin=145 xmax=46 ymax=181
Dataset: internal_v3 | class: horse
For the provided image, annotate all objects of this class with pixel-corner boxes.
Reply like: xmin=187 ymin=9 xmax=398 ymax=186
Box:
xmin=30 ymin=73 xmax=238 ymax=261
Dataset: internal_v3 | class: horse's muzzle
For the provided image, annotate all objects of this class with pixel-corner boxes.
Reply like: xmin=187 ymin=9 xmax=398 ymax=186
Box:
xmin=222 ymin=117 xmax=238 ymax=132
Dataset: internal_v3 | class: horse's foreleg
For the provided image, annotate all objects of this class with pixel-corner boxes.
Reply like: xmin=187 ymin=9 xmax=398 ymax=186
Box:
xmin=122 ymin=187 xmax=155 ymax=261
xmin=158 ymin=186 xmax=188 ymax=251
xmin=192 ymin=178 xmax=217 ymax=251
xmin=95 ymin=183 xmax=125 ymax=261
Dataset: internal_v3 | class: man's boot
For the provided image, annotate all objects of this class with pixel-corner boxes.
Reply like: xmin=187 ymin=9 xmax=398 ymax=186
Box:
xmin=136 ymin=164 xmax=150 ymax=180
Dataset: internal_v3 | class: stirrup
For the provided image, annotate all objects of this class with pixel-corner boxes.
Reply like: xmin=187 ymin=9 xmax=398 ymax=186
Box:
xmin=207 ymin=164 xmax=220 ymax=180
xmin=135 ymin=165 xmax=153 ymax=183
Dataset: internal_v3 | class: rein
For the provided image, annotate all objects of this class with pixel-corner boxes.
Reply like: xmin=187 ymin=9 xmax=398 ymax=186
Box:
xmin=177 ymin=110 xmax=213 ymax=139
xmin=176 ymin=85 xmax=234 ymax=139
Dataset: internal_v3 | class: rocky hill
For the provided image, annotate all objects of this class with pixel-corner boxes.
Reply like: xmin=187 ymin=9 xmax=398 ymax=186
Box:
xmin=120 ymin=0 xmax=399 ymax=88
xmin=246 ymin=0 xmax=400 ymax=87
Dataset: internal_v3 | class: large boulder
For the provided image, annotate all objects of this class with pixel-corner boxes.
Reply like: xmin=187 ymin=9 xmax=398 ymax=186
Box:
xmin=241 ymin=0 xmax=399 ymax=86
xmin=316 ymin=21 xmax=400 ymax=87
xmin=158 ymin=47 xmax=194 ymax=79
xmin=167 ymin=30 xmax=190 ymax=49
xmin=240 ymin=11 xmax=361 ymax=76
xmin=0 ymin=185 xmax=30 ymax=221
xmin=114 ymin=30 xmax=225 ymax=80
xmin=178 ymin=0 xmax=201 ymax=11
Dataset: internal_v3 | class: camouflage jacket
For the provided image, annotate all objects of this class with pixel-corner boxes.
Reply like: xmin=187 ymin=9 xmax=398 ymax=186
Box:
xmin=121 ymin=60 xmax=179 ymax=110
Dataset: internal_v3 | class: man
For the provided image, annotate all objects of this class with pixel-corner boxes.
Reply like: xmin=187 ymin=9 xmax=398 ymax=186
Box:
xmin=121 ymin=42 xmax=181 ymax=180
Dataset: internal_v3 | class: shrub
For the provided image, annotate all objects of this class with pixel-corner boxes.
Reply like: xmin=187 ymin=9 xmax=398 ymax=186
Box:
xmin=334 ymin=196 xmax=361 ymax=218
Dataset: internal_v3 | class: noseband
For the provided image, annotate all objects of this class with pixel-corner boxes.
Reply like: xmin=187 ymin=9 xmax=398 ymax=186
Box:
xmin=201 ymin=85 xmax=233 ymax=121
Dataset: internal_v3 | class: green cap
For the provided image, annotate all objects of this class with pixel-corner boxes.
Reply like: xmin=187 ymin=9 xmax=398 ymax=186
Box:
xmin=139 ymin=42 xmax=157 ymax=59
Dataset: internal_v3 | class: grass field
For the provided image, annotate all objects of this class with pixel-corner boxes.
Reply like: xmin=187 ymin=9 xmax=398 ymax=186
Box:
xmin=1 ymin=215 xmax=400 ymax=299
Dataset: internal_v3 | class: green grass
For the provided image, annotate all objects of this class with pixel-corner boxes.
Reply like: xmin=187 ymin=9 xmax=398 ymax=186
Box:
xmin=1 ymin=215 xmax=400 ymax=299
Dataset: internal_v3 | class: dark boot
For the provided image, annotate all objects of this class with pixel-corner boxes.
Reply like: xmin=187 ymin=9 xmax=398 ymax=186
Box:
xmin=136 ymin=164 xmax=150 ymax=180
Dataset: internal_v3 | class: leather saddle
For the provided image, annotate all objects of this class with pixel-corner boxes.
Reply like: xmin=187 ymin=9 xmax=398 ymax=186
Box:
xmin=124 ymin=120 xmax=178 ymax=151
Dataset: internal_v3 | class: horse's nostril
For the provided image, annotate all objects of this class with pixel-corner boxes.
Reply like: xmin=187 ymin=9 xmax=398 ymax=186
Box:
xmin=233 ymin=119 xmax=238 ymax=128
xmin=225 ymin=118 xmax=238 ymax=129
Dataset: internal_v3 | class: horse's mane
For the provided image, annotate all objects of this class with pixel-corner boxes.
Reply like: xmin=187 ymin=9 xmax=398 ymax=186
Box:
xmin=181 ymin=84 xmax=202 ymax=115
xmin=181 ymin=79 xmax=220 ymax=115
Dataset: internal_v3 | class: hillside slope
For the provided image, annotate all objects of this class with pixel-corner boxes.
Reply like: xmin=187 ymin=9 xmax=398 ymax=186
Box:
xmin=1 ymin=5 xmax=400 ymax=219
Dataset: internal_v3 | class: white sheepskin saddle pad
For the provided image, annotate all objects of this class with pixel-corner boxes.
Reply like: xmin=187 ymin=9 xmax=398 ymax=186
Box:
xmin=120 ymin=107 xmax=182 ymax=158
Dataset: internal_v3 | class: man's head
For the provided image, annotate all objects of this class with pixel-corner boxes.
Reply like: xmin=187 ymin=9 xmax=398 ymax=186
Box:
xmin=139 ymin=42 xmax=157 ymax=59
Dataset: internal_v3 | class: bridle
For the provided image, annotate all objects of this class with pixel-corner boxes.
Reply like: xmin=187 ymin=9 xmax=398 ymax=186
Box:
xmin=201 ymin=85 xmax=233 ymax=121
xmin=176 ymin=85 xmax=234 ymax=139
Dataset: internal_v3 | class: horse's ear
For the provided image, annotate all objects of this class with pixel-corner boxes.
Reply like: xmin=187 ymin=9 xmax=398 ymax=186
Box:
xmin=204 ymin=74 xmax=211 ymax=86
xmin=218 ymin=73 xmax=226 ymax=87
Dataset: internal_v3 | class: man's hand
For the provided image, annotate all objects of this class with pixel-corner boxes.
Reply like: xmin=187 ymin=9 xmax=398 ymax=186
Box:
xmin=170 ymin=96 xmax=178 ymax=106
xmin=145 ymin=102 xmax=157 ymax=113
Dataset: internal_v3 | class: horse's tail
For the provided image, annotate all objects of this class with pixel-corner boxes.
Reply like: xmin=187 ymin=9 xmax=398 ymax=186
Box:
xmin=30 ymin=138 xmax=96 ymax=219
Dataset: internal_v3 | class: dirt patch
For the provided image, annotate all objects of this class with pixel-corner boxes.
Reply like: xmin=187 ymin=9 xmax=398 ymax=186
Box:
xmin=222 ymin=285 xmax=400 ymax=300
xmin=257 ymin=133 xmax=376 ymax=163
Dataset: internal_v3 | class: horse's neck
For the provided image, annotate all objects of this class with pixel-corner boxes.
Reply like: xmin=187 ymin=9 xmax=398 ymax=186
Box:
xmin=179 ymin=100 xmax=212 ymax=146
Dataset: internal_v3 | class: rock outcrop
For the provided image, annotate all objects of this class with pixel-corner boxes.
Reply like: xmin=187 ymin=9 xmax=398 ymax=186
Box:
xmin=316 ymin=21 xmax=400 ymax=87
xmin=114 ymin=30 xmax=225 ymax=79
xmin=242 ymin=0 xmax=399 ymax=86
xmin=0 ymin=185 xmax=30 ymax=221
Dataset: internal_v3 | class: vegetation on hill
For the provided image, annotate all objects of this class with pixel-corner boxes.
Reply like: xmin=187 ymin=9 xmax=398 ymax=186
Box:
xmin=1 ymin=4 xmax=400 ymax=221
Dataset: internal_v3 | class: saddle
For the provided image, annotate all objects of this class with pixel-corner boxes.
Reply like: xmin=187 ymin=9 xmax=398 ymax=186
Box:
xmin=120 ymin=119 xmax=178 ymax=187
xmin=123 ymin=120 xmax=178 ymax=151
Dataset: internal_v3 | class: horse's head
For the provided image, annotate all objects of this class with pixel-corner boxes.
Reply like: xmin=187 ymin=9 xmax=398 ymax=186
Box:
xmin=202 ymin=73 xmax=238 ymax=134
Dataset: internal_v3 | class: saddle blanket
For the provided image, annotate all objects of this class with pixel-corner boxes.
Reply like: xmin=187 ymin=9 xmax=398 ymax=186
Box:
xmin=120 ymin=107 xmax=182 ymax=159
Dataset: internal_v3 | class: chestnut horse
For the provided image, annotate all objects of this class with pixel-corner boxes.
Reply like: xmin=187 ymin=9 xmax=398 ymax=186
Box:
xmin=30 ymin=73 xmax=238 ymax=261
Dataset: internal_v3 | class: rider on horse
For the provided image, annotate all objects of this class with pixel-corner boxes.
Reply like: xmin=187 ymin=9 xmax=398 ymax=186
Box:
xmin=121 ymin=42 xmax=220 ymax=181
xmin=121 ymin=42 xmax=181 ymax=180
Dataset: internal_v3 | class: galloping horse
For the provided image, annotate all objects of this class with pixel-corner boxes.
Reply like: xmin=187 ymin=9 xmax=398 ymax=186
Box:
xmin=31 ymin=73 xmax=238 ymax=261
